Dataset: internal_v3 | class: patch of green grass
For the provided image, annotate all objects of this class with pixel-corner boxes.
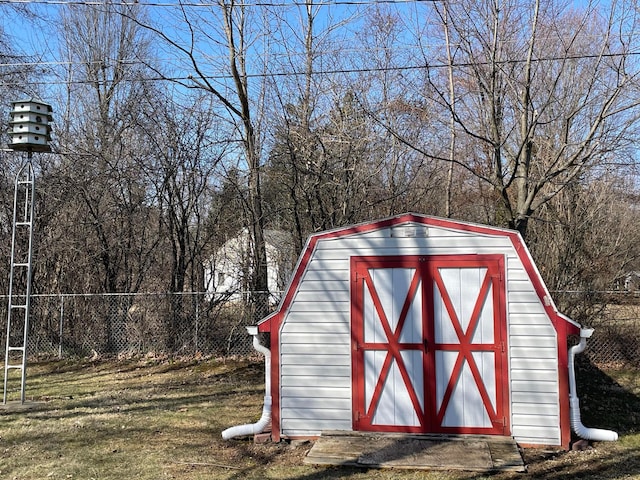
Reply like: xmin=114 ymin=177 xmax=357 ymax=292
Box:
xmin=0 ymin=357 xmax=637 ymax=479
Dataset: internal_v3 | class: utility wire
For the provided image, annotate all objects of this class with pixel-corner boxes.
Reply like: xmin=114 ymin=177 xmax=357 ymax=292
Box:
xmin=0 ymin=29 xmax=632 ymax=70
xmin=1 ymin=0 xmax=441 ymax=7
xmin=1 ymin=49 xmax=639 ymax=87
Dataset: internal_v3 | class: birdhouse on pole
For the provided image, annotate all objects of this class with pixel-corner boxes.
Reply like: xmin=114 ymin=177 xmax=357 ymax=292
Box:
xmin=8 ymin=98 xmax=53 ymax=152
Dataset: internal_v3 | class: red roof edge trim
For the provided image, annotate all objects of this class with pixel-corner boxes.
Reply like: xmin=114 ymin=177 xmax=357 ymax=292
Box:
xmin=508 ymin=234 xmax=581 ymax=333
xmin=256 ymin=212 xmax=578 ymax=335
xmin=255 ymin=214 xmax=417 ymax=333
xmin=256 ymin=232 xmax=322 ymax=333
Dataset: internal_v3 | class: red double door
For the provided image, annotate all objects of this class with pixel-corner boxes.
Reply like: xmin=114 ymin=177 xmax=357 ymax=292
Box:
xmin=351 ymin=254 xmax=510 ymax=435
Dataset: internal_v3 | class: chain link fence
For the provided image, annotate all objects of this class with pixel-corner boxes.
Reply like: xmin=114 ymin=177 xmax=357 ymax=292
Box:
xmin=586 ymin=302 xmax=640 ymax=366
xmin=0 ymin=291 xmax=638 ymax=364
xmin=553 ymin=291 xmax=640 ymax=367
xmin=0 ymin=291 xmax=280 ymax=359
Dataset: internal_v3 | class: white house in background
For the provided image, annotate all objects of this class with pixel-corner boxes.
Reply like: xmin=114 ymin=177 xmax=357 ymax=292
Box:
xmin=204 ymin=228 xmax=294 ymax=301
xmin=623 ymin=271 xmax=640 ymax=291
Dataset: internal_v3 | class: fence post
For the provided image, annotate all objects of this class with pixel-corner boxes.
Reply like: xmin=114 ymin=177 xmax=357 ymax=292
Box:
xmin=194 ymin=293 xmax=199 ymax=355
xmin=58 ymin=294 xmax=64 ymax=359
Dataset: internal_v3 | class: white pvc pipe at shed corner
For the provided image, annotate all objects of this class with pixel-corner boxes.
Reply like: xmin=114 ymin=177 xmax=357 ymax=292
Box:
xmin=221 ymin=326 xmax=272 ymax=440
xmin=568 ymin=327 xmax=618 ymax=442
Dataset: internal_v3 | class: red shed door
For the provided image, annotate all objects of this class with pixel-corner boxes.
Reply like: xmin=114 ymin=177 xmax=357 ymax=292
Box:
xmin=351 ymin=255 xmax=509 ymax=435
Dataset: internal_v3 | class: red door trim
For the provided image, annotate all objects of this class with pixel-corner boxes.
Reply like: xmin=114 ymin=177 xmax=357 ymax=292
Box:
xmin=351 ymin=254 xmax=510 ymax=435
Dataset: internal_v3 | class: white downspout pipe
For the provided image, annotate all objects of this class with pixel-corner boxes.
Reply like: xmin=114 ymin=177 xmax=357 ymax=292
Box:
xmin=222 ymin=326 xmax=272 ymax=440
xmin=568 ymin=327 xmax=618 ymax=442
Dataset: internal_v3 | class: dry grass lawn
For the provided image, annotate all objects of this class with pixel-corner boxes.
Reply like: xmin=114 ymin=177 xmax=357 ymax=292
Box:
xmin=0 ymin=357 xmax=637 ymax=480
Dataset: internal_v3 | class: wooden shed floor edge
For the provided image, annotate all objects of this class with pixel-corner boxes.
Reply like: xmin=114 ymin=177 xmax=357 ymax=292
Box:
xmin=303 ymin=432 xmax=526 ymax=472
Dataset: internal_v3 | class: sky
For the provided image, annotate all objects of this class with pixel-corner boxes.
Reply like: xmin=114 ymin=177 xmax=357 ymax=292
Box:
xmin=0 ymin=0 xmax=616 ymax=115
xmin=0 ymin=0 xmax=425 ymax=118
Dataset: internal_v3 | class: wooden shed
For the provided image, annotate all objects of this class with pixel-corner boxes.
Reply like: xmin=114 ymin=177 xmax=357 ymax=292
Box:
xmin=239 ymin=213 xmax=614 ymax=449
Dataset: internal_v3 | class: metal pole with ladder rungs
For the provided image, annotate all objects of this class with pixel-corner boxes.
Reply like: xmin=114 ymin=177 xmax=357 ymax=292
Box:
xmin=3 ymin=158 xmax=35 ymax=404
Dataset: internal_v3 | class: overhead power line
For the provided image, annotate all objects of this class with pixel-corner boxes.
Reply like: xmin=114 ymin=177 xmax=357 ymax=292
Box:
xmin=1 ymin=48 xmax=639 ymax=87
xmin=0 ymin=28 xmax=630 ymax=70
xmin=1 ymin=0 xmax=441 ymax=7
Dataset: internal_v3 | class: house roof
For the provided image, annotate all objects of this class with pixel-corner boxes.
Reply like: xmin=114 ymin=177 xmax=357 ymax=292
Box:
xmin=214 ymin=228 xmax=292 ymax=258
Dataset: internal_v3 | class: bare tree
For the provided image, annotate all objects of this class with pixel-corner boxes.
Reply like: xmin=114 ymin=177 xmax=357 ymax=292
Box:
xmin=352 ymin=6 xmax=445 ymax=217
xmin=438 ymin=2 xmax=457 ymax=218
xmin=55 ymin=2 xmax=157 ymax=294
xmin=127 ymin=1 xmax=270 ymax=298
xmin=263 ymin=3 xmax=443 ymax=251
xmin=529 ymin=172 xmax=640 ymax=323
xmin=0 ymin=8 xmax=54 ymax=356
xmin=267 ymin=89 xmax=382 ymax=244
xmin=48 ymin=2 xmax=162 ymax=351
xmin=0 ymin=4 xmax=41 ymax=98
xmin=139 ymin=92 xmax=225 ymax=294
xmin=125 ymin=90 xmax=225 ymax=349
xmin=386 ymin=0 xmax=640 ymax=238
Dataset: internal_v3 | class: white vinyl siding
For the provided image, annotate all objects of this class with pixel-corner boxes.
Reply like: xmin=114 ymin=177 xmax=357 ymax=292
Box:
xmin=505 ymin=250 xmax=561 ymax=445
xmin=278 ymin=222 xmax=563 ymax=445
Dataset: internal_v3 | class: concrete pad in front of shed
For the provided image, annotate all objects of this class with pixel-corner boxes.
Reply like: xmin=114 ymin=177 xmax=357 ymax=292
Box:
xmin=304 ymin=432 xmax=525 ymax=472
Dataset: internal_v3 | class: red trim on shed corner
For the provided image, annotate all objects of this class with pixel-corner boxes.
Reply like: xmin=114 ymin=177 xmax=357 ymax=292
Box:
xmin=267 ymin=313 xmax=282 ymax=442
xmin=556 ymin=316 xmax=572 ymax=450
